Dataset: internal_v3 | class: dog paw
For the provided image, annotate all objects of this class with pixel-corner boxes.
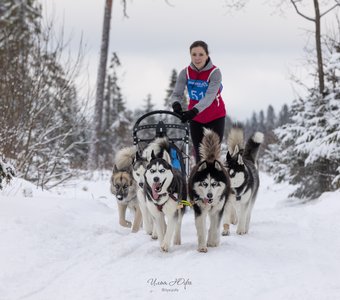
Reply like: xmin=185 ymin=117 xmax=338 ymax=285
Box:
xmin=120 ymin=220 xmax=132 ymax=228
xmin=222 ymin=224 xmax=230 ymax=236
xmin=161 ymin=243 xmax=169 ymax=252
xmin=207 ymin=241 xmax=219 ymax=247
xmin=231 ymin=216 xmax=238 ymax=225
xmin=173 ymin=239 xmax=181 ymax=246
xmin=222 ymin=230 xmax=230 ymax=236
xmin=197 ymin=246 xmax=208 ymax=253
xmin=236 ymin=229 xmax=248 ymax=235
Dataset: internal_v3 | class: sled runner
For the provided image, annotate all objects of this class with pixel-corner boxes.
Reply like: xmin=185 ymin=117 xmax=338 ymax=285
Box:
xmin=132 ymin=110 xmax=190 ymax=176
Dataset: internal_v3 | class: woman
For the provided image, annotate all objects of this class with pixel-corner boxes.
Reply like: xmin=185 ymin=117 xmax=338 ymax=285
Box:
xmin=171 ymin=40 xmax=226 ymax=163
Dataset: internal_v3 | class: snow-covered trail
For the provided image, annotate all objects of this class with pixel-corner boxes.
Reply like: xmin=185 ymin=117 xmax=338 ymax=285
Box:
xmin=1 ymin=173 xmax=339 ymax=300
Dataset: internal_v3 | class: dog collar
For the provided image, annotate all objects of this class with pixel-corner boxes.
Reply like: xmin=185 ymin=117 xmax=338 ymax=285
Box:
xmin=156 ymin=203 xmax=164 ymax=212
xmin=193 ymin=197 xmax=212 ymax=205
xmin=153 ymin=194 xmax=176 ymax=212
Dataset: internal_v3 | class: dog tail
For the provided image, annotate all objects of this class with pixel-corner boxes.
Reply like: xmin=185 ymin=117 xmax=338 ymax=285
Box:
xmin=227 ymin=124 xmax=244 ymax=156
xmin=243 ymin=132 xmax=264 ymax=164
xmin=199 ymin=128 xmax=221 ymax=163
xmin=114 ymin=146 xmax=136 ymax=171
xmin=143 ymin=137 xmax=169 ymax=161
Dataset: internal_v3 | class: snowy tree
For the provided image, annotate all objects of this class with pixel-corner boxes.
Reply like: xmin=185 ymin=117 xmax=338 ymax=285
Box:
xmin=266 ymin=105 xmax=276 ymax=131
xmin=267 ymin=43 xmax=340 ymax=199
xmin=164 ymin=68 xmax=189 ymax=111
xmin=0 ymin=155 xmax=15 ymax=190
xmin=278 ymin=104 xmax=291 ymax=127
xmin=164 ymin=69 xmax=178 ymax=111
xmin=100 ymin=52 xmax=131 ymax=167
xmin=258 ymin=110 xmax=266 ymax=133
xmin=0 ymin=1 xmax=88 ymax=188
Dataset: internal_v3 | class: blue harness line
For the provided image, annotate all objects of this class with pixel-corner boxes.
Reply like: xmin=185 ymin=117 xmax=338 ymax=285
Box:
xmin=170 ymin=147 xmax=181 ymax=171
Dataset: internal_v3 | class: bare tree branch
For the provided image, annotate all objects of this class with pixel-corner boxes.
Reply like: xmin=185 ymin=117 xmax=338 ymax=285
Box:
xmin=320 ymin=3 xmax=340 ymax=18
xmin=121 ymin=0 xmax=129 ymax=18
xmin=290 ymin=0 xmax=315 ymax=22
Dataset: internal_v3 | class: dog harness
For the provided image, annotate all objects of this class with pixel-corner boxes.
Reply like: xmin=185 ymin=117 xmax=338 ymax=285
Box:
xmin=186 ymin=65 xmax=226 ymax=123
xmin=149 ymin=193 xmax=191 ymax=212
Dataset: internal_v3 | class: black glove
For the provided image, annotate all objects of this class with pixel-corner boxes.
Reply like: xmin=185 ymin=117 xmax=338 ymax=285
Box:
xmin=172 ymin=101 xmax=183 ymax=114
xmin=180 ymin=108 xmax=199 ymax=123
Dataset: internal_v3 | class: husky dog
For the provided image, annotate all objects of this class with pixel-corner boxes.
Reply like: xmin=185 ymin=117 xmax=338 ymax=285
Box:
xmin=223 ymin=125 xmax=264 ymax=235
xmin=144 ymin=138 xmax=186 ymax=252
xmin=110 ymin=146 xmax=142 ymax=233
xmin=132 ymin=151 xmax=157 ymax=239
xmin=188 ymin=129 xmax=230 ymax=253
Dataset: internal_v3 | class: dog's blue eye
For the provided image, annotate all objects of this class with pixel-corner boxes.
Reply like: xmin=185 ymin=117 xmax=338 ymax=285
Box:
xmin=150 ymin=169 xmax=155 ymax=174
xmin=159 ymin=169 xmax=165 ymax=173
xmin=123 ymin=185 xmax=128 ymax=189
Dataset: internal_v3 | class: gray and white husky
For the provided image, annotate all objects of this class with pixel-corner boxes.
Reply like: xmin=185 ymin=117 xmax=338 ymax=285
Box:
xmin=132 ymin=151 xmax=157 ymax=239
xmin=110 ymin=146 xmax=142 ymax=233
xmin=188 ymin=129 xmax=231 ymax=253
xmin=223 ymin=125 xmax=264 ymax=235
xmin=144 ymin=138 xmax=186 ymax=252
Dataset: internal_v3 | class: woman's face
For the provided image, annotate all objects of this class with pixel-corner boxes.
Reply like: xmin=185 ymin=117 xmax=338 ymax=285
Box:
xmin=190 ymin=46 xmax=208 ymax=70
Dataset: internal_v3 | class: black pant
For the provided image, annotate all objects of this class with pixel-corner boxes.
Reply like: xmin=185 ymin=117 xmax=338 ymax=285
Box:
xmin=189 ymin=117 xmax=225 ymax=163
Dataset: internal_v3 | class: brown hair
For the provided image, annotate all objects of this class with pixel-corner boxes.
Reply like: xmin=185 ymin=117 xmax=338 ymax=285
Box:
xmin=190 ymin=40 xmax=209 ymax=55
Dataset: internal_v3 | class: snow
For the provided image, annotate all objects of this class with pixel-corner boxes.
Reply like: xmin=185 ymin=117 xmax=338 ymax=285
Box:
xmin=1 ymin=172 xmax=340 ymax=300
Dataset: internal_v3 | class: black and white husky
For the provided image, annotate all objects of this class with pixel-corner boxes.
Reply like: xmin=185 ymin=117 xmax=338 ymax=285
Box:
xmin=188 ymin=129 xmax=231 ymax=253
xmin=143 ymin=138 xmax=186 ymax=252
xmin=223 ymin=125 xmax=264 ymax=235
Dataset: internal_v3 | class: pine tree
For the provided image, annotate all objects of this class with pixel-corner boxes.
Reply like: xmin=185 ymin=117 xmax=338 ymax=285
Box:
xmin=258 ymin=110 xmax=266 ymax=133
xmin=278 ymin=104 xmax=290 ymax=127
xmin=101 ymin=52 xmax=130 ymax=166
xmin=164 ymin=69 xmax=178 ymax=111
xmin=267 ymin=43 xmax=340 ymax=199
xmin=266 ymin=105 xmax=276 ymax=131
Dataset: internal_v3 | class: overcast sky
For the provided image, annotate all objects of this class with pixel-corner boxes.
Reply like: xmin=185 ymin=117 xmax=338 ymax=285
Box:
xmin=43 ymin=0 xmax=336 ymax=121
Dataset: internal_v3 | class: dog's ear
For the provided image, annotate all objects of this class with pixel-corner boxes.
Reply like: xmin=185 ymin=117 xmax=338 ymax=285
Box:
xmin=237 ymin=154 xmax=244 ymax=165
xmin=198 ymin=161 xmax=207 ymax=172
xmin=226 ymin=151 xmax=232 ymax=162
xmin=162 ymin=151 xmax=171 ymax=164
xmin=151 ymin=150 xmax=156 ymax=160
xmin=135 ymin=151 xmax=141 ymax=161
xmin=113 ymin=164 xmax=119 ymax=173
xmin=214 ymin=160 xmax=223 ymax=171
xmin=232 ymin=145 xmax=239 ymax=157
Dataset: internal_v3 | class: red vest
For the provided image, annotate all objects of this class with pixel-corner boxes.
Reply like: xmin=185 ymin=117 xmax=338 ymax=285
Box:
xmin=187 ymin=65 xmax=226 ymax=123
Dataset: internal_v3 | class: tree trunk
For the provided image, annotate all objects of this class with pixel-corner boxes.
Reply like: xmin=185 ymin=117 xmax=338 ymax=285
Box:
xmin=88 ymin=0 xmax=113 ymax=170
xmin=313 ymin=0 xmax=325 ymax=96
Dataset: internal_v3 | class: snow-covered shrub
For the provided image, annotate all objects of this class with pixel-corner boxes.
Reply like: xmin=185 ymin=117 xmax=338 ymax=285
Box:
xmin=0 ymin=156 xmax=15 ymax=190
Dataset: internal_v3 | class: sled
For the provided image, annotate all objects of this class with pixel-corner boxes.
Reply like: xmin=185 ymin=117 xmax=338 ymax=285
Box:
xmin=132 ymin=110 xmax=190 ymax=176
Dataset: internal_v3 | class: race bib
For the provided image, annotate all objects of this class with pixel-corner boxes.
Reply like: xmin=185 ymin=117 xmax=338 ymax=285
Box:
xmin=187 ymin=79 xmax=209 ymax=101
